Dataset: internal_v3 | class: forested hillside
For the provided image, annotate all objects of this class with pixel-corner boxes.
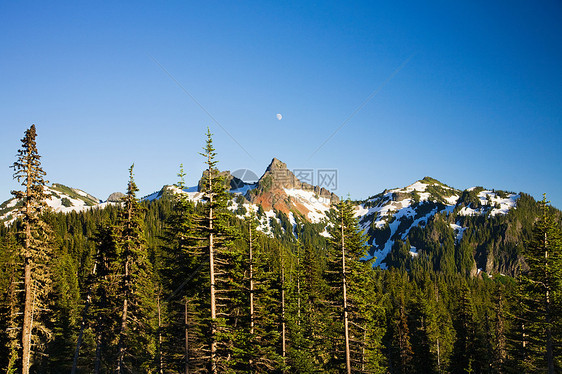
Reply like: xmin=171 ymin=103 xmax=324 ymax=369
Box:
xmin=1 ymin=125 xmax=561 ymax=373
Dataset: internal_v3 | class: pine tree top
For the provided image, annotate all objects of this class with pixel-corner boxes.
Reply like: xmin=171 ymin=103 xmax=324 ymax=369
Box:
xmin=10 ymin=124 xmax=49 ymax=213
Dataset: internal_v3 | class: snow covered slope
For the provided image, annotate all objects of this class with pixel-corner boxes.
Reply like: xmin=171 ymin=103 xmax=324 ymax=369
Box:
xmin=0 ymin=183 xmax=102 ymax=225
xmin=140 ymin=158 xmax=337 ymax=236
xmin=353 ymin=177 xmax=520 ymax=268
xmin=140 ymin=168 xmax=521 ymax=268
xmin=0 ymin=161 xmax=522 ymax=271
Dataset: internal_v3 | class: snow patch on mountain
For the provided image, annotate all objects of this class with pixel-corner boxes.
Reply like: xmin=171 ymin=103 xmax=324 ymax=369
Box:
xmin=450 ymin=223 xmax=467 ymax=243
xmin=283 ymin=188 xmax=331 ymax=223
xmin=1 ymin=184 xmax=104 ymax=226
xmin=458 ymin=190 xmax=519 ymax=217
xmin=5 ymin=199 xmax=17 ymax=209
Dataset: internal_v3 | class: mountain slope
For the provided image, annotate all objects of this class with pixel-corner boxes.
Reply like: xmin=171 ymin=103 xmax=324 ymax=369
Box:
xmin=354 ymin=177 xmax=462 ymax=267
xmin=353 ymin=178 xmax=527 ymax=275
xmin=132 ymin=163 xmax=529 ymax=275
xmin=0 ymin=183 xmax=102 ymax=225
xmin=0 ymin=159 xmax=538 ymax=276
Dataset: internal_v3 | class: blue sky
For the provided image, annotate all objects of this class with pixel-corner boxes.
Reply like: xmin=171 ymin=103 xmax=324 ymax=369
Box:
xmin=1 ymin=1 xmax=561 ymax=208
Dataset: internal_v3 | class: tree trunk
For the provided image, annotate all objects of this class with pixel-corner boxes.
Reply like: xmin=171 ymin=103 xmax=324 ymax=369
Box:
xmin=297 ymin=246 xmax=301 ymax=325
xmin=281 ymin=262 xmax=286 ymax=363
xmin=116 ymin=260 xmax=129 ymax=374
xmin=21 ymin=184 xmax=32 ymax=374
xmin=208 ymin=165 xmax=217 ymax=374
xmin=361 ymin=324 xmax=367 ymax=372
xmin=72 ymin=262 xmax=97 ymax=374
xmin=184 ymin=298 xmax=190 ymax=374
xmin=94 ymin=314 xmax=103 ymax=374
xmin=249 ymin=224 xmax=254 ymax=336
xmin=22 ymin=254 xmax=32 ymax=374
xmin=157 ymin=295 xmax=163 ymax=374
xmin=71 ymin=291 xmax=91 ymax=374
xmin=341 ymin=216 xmax=351 ymax=374
xmin=544 ymin=232 xmax=554 ymax=374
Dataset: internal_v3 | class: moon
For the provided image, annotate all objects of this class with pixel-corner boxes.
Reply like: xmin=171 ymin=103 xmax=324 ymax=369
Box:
xmin=276 ymin=113 xmax=282 ymax=120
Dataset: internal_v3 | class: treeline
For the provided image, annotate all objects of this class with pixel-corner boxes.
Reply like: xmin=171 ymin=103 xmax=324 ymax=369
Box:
xmin=0 ymin=125 xmax=561 ymax=373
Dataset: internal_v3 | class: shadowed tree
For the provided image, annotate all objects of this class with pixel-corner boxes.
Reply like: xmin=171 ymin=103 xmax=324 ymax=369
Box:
xmin=518 ymin=195 xmax=561 ymax=373
xmin=115 ymin=165 xmax=158 ymax=373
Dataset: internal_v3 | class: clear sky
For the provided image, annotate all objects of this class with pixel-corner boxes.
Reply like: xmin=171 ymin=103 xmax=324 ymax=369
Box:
xmin=1 ymin=1 xmax=561 ymax=208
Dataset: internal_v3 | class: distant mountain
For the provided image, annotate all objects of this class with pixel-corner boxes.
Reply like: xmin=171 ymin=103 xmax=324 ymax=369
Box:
xmin=353 ymin=177 xmax=523 ymax=273
xmin=139 ymin=162 xmax=530 ymax=275
xmin=245 ymin=158 xmax=339 ymax=218
xmin=0 ymin=183 xmax=103 ymax=225
xmin=1 ymin=159 xmax=544 ymax=276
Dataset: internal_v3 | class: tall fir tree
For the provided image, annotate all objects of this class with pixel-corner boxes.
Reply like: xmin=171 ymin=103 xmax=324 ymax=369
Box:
xmin=518 ymin=195 xmax=562 ymax=373
xmin=91 ymin=222 xmax=122 ymax=374
xmin=287 ymin=241 xmax=331 ymax=372
xmin=326 ymin=199 xmax=386 ymax=373
xmin=114 ymin=165 xmax=158 ymax=373
xmin=160 ymin=166 xmax=207 ymax=373
xmin=10 ymin=124 xmax=54 ymax=374
xmin=244 ymin=212 xmax=284 ymax=372
xmin=450 ymin=282 xmax=477 ymax=374
xmin=198 ymin=129 xmax=241 ymax=373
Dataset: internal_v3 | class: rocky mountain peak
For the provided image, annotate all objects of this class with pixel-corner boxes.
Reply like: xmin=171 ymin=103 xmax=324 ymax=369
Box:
xmin=245 ymin=157 xmax=340 ymax=215
xmin=265 ymin=157 xmax=288 ymax=172
xmin=258 ymin=158 xmax=301 ymax=190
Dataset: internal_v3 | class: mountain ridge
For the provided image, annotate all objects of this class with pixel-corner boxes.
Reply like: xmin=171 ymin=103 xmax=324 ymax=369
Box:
xmin=1 ymin=158 xmax=536 ymax=275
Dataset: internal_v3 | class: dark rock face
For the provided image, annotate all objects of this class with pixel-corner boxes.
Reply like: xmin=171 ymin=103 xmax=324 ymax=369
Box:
xmin=107 ymin=192 xmax=125 ymax=202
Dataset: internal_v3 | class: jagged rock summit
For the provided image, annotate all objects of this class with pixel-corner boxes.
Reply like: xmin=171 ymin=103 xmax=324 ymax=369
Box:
xmin=251 ymin=158 xmax=339 ymax=202
xmin=244 ymin=158 xmax=339 ymax=216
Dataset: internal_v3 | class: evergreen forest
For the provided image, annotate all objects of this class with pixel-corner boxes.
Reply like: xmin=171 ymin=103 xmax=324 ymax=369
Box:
xmin=1 ymin=125 xmax=561 ymax=374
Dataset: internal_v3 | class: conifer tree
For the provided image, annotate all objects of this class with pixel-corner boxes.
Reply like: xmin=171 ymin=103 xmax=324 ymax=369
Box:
xmin=177 ymin=163 xmax=187 ymax=190
xmin=198 ymin=129 xmax=241 ymax=372
xmin=91 ymin=223 xmax=121 ymax=374
xmin=161 ymin=166 xmax=206 ymax=373
xmin=287 ymin=241 xmax=330 ymax=372
xmin=326 ymin=199 xmax=385 ymax=373
xmin=450 ymin=283 xmax=477 ymax=374
xmin=10 ymin=124 xmax=53 ymax=374
xmin=244 ymin=213 xmax=283 ymax=372
xmin=491 ymin=284 xmax=508 ymax=374
xmin=0 ymin=233 xmax=21 ymax=373
xmin=389 ymin=290 xmax=414 ymax=374
xmin=115 ymin=165 xmax=158 ymax=373
xmin=519 ymin=195 xmax=562 ymax=373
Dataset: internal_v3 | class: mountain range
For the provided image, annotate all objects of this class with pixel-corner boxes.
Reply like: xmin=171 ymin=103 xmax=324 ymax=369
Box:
xmin=1 ymin=157 xmax=539 ymax=275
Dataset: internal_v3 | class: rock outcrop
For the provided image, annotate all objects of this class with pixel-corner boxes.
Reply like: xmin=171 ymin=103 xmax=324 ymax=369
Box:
xmin=107 ymin=192 xmax=125 ymax=202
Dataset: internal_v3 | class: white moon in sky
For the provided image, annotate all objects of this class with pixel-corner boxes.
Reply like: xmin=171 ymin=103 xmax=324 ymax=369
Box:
xmin=276 ymin=113 xmax=282 ymax=120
